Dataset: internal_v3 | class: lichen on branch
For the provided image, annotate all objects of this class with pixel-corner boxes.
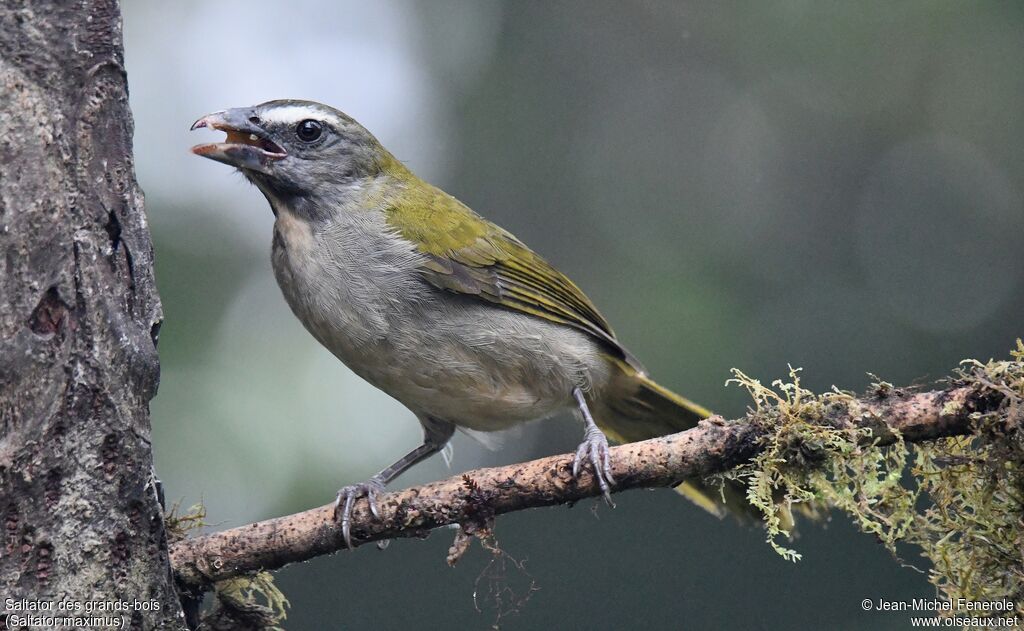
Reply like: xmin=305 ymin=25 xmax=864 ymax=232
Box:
xmin=912 ymin=348 xmax=1023 ymax=612
xmin=724 ymin=341 xmax=1024 ymax=618
xmin=723 ymin=365 xmax=916 ymax=561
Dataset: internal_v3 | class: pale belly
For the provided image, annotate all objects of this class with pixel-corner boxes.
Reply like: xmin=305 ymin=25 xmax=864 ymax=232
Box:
xmin=360 ymin=302 xmax=607 ymax=430
xmin=289 ymin=290 xmax=602 ymax=431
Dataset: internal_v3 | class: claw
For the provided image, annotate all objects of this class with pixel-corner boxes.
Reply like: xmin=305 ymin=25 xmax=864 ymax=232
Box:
xmin=570 ymin=387 xmax=616 ymax=507
xmin=367 ymin=491 xmax=381 ymax=520
xmin=333 ymin=477 xmax=386 ymax=549
xmin=572 ymin=429 xmax=616 ymax=507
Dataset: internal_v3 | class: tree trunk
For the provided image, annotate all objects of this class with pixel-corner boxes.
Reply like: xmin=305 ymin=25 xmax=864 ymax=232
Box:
xmin=0 ymin=1 xmax=184 ymax=628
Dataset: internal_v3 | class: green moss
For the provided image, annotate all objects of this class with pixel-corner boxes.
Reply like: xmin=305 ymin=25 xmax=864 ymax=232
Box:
xmin=910 ymin=343 xmax=1024 ymax=612
xmin=203 ymin=572 xmax=290 ymax=630
xmin=164 ymin=501 xmax=290 ymax=629
xmin=726 ymin=341 xmax=1024 ymax=618
xmin=164 ymin=500 xmax=208 ymax=544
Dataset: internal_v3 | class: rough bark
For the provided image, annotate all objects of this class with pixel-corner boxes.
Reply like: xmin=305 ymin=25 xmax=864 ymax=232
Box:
xmin=0 ymin=1 xmax=184 ymax=629
xmin=170 ymin=382 xmax=1000 ymax=589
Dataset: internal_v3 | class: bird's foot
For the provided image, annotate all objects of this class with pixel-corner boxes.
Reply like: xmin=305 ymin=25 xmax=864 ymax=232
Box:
xmin=572 ymin=428 xmax=616 ymax=507
xmin=333 ymin=476 xmax=386 ymax=549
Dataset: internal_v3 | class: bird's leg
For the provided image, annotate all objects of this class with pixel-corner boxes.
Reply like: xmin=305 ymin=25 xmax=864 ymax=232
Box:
xmin=571 ymin=387 xmax=616 ymax=507
xmin=334 ymin=417 xmax=455 ymax=549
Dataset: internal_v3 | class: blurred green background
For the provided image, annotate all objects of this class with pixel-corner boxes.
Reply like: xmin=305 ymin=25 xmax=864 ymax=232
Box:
xmin=123 ymin=2 xmax=1023 ymax=629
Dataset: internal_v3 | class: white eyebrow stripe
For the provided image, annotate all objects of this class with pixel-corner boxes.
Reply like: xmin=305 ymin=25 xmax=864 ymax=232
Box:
xmin=259 ymin=105 xmax=330 ymax=125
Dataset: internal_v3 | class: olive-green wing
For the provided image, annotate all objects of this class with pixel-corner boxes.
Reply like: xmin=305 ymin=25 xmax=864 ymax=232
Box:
xmin=386 ymin=187 xmax=642 ymax=370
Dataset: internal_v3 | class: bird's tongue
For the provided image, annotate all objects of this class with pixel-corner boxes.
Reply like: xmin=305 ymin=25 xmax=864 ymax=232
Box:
xmin=221 ymin=129 xmax=284 ymax=155
xmin=225 ymin=130 xmax=259 ymax=147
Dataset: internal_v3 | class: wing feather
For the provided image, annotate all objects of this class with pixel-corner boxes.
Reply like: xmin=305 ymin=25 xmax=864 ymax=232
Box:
xmin=386 ymin=188 xmax=642 ymax=370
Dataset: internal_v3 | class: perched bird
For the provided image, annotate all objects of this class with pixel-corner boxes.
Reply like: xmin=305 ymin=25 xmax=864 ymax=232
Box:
xmin=191 ymin=100 xmax=740 ymax=547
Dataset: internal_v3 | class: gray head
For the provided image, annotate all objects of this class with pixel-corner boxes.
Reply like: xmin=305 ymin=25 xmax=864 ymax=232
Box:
xmin=191 ymin=99 xmax=402 ymax=213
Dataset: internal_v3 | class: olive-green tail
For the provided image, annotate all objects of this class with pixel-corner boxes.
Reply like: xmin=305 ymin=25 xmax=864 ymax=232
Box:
xmin=599 ymin=370 xmax=756 ymax=521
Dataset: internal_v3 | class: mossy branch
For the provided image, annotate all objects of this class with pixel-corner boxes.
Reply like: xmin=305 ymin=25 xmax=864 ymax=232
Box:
xmin=169 ymin=351 xmax=1021 ymax=593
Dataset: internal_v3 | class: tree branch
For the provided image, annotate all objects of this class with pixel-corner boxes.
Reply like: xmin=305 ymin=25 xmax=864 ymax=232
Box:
xmin=170 ymin=380 xmax=1005 ymax=590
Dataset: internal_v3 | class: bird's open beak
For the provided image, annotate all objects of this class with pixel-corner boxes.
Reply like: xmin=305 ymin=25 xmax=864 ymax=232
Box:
xmin=190 ymin=109 xmax=286 ymax=172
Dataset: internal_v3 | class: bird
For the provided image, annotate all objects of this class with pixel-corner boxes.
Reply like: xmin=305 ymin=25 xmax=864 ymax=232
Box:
xmin=191 ymin=99 xmax=741 ymax=548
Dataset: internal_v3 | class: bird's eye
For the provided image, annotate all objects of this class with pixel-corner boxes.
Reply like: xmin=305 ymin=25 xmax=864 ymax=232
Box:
xmin=295 ymin=119 xmax=323 ymax=142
